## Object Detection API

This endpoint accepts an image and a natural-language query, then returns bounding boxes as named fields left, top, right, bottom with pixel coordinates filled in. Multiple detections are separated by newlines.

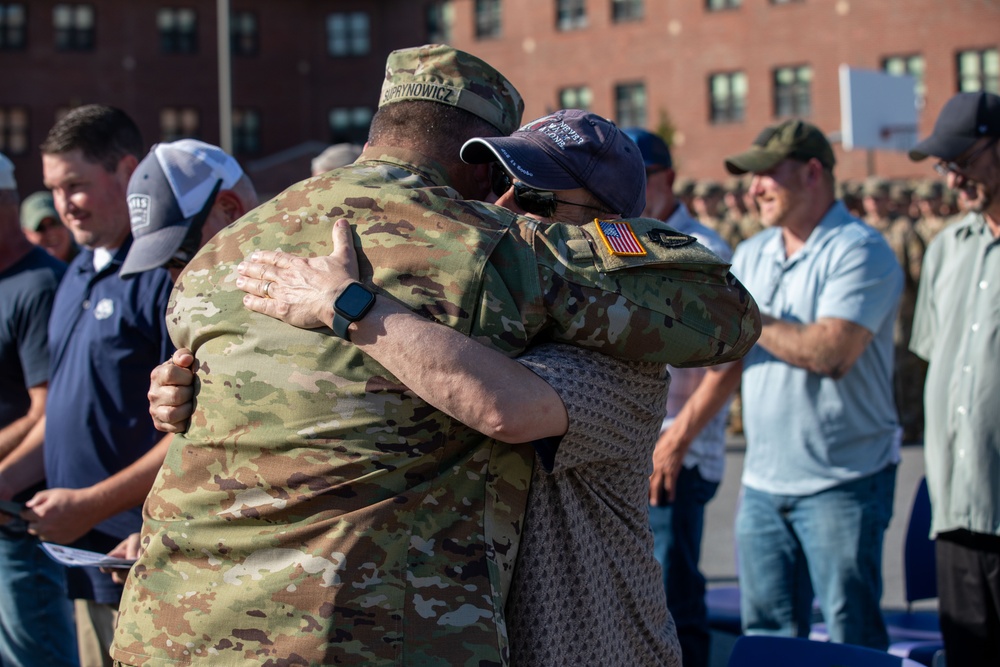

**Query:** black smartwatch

left=331, top=281, right=376, bottom=341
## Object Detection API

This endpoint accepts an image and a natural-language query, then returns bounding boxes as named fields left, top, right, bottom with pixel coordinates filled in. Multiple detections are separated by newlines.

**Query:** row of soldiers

left=679, top=175, right=960, bottom=444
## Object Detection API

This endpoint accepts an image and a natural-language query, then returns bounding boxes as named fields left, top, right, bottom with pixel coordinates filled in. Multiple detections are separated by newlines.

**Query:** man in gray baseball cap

left=908, top=90, right=1000, bottom=666
left=121, top=139, right=258, bottom=279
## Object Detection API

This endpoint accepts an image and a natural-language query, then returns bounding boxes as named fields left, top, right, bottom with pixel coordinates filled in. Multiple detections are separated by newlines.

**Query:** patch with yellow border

left=595, top=220, right=646, bottom=256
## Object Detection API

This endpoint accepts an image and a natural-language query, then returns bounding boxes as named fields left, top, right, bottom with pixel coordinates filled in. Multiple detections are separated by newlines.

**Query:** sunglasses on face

left=489, top=163, right=612, bottom=219
left=934, top=137, right=999, bottom=177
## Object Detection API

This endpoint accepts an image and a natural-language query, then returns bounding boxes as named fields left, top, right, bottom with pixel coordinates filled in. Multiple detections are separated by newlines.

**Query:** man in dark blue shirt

left=0, top=106, right=174, bottom=667
left=0, top=153, right=79, bottom=667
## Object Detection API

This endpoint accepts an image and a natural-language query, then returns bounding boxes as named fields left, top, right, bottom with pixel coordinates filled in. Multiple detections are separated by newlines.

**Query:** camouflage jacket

left=112, top=146, right=759, bottom=666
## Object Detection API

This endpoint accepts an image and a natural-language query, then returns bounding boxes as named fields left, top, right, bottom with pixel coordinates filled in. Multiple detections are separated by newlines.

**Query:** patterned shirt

left=511, top=344, right=681, bottom=667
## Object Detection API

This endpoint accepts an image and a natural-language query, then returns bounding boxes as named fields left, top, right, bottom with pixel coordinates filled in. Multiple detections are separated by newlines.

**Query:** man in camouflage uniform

left=862, top=177, right=927, bottom=442
left=693, top=181, right=742, bottom=249
left=913, top=180, right=954, bottom=244
left=111, top=45, right=758, bottom=666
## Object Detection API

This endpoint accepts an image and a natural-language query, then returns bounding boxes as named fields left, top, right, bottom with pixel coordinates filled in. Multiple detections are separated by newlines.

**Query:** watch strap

left=332, top=312, right=353, bottom=341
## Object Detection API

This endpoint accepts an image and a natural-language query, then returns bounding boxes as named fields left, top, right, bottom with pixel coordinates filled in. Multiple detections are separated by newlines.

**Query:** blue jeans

left=0, top=526, right=79, bottom=667
left=649, top=465, right=720, bottom=667
left=735, top=465, right=896, bottom=650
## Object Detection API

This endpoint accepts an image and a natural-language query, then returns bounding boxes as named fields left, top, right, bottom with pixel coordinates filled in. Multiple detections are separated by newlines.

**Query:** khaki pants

left=75, top=599, right=118, bottom=667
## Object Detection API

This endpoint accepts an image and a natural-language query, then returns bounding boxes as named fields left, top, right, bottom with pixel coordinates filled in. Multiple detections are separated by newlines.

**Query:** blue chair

left=728, top=635, right=925, bottom=667
left=810, top=478, right=942, bottom=665
left=883, top=478, right=943, bottom=664
left=706, top=584, right=743, bottom=635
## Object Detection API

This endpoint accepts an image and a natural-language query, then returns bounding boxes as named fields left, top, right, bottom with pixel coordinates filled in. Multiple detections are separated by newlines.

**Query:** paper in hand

left=40, top=542, right=136, bottom=569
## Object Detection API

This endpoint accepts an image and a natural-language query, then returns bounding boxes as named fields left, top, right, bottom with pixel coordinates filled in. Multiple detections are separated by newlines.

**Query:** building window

left=883, top=54, right=926, bottom=106
left=559, top=86, right=593, bottom=111
left=0, top=107, right=29, bottom=156
left=773, top=64, right=812, bottom=117
left=475, top=0, right=501, bottom=39
left=53, top=4, right=95, bottom=51
left=160, top=107, right=200, bottom=142
left=232, top=109, right=260, bottom=155
left=957, top=48, right=999, bottom=94
left=329, top=107, right=372, bottom=144
left=427, top=1, right=453, bottom=44
left=615, top=82, right=646, bottom=129
left=327, top=12, right=369, bottom=56
left=0, top=4, right=26, bottom=50
left=557, top=0, right=586, bottom=31
left=709, top=71, right=747, bottom=124
left=158, top=8, right=197, bottom=54
left=706, top=0, right=741, bottom=10
left=612, top=0, right=643, bottom=22
left=230, top=11, right=258, bottom=56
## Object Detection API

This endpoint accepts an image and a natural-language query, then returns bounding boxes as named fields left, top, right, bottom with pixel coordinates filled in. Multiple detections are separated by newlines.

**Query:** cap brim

left=461, top=137, right=580, bottom=191
left=120, top=224, right=190, bottom=277
left=724, top=148, right=787, bottom=175
left=908, top=133, right=977, bottom=162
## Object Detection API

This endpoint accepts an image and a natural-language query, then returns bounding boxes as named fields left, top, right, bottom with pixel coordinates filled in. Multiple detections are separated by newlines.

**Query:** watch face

left=336, top=282, right=375, bottom=319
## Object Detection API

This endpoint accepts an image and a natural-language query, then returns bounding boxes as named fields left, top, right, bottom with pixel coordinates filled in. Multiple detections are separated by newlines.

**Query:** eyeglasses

left=490, top=163, right=613, bottom=218
left=934, top=137, right=998, bottom=177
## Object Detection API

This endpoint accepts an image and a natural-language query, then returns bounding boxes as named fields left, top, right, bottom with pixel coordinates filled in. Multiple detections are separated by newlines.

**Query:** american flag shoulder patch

left=596, top=220, right=647, bottom=256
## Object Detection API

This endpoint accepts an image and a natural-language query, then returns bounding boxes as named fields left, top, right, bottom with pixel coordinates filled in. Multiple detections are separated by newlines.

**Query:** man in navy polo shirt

left=0, top=105, right=174, bottom=667
left=0, top=153, right=78, bottom=667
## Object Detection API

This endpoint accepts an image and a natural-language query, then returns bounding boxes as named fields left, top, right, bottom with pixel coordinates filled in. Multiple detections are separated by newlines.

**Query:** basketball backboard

left=839, top=65, right=919, bottom=152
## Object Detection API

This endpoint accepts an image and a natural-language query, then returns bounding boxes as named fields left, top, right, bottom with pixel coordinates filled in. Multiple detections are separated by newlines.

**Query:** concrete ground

left=702, top=438, right=931, bottom=667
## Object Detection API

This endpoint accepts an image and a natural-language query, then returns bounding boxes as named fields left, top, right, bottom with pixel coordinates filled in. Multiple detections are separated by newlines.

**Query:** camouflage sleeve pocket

left=583, top=218, right=730, bottom=273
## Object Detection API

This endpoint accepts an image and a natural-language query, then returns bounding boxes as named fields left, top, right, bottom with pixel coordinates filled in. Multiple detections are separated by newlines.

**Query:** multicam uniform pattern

left=112, top=146, right=759, bottom=666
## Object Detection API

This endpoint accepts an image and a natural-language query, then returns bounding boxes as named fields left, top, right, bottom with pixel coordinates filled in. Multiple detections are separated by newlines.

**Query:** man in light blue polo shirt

left=688, top=120, right=903, bottom=649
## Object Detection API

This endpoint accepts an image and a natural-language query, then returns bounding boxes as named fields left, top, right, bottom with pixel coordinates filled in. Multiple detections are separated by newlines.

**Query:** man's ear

left=215, top=190, right=245, bottom=223
left=116, top=153, right=139, bottom=188
left=664, top=168, right=677, bottom=191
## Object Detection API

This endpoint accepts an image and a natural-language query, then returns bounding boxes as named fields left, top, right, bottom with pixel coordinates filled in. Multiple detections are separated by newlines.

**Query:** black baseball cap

left=909, top=91, right=1000, bottom=162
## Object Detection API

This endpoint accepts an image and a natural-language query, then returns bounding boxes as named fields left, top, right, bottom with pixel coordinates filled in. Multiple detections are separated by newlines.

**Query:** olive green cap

left=379, top=44, right=524, bottom=136
left=725, top=119, right=835, bottom=175
left=20, top=191, right=59, bottom=232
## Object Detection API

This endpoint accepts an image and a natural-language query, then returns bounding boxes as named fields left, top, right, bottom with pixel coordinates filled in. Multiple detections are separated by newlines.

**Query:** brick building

left=1, top=0, right=997, bottom=196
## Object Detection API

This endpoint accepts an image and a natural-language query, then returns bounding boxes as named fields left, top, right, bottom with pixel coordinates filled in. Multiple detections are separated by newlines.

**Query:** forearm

left=350, top=297, right=568, bottom=443
left=664, top=361, right=742, bottom=457
left=79, top=434, right=172, bottom=521
left=0, top=414, right=41, bottom=462
left=756, top=315, right=865, bottom=378
left=0, top=385, right=48, bottom=462
left=0, top=417, right=46, bottom=498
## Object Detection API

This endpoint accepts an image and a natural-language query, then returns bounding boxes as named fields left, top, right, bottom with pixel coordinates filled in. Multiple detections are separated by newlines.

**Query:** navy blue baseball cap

left=460, top=109, right=646, bottom=218
left=622, top=128, right=673, bottom=169
left=910, top=91, right=1000, bottom=162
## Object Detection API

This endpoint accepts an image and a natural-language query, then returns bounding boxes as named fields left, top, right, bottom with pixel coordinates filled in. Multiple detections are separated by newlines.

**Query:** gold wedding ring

left=263, top=280, right=273, bottom=298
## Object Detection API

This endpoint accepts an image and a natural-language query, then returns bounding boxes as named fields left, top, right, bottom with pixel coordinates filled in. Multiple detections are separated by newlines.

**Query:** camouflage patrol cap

left=914, top=180, right=944, bottom=199
left=725, top=119, right=835, bottom=175
left=861, top=177, right=890, bottom=198
left=693, top=181, right=724, bottom=199
left=380, top=44, right=524, bottom=136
